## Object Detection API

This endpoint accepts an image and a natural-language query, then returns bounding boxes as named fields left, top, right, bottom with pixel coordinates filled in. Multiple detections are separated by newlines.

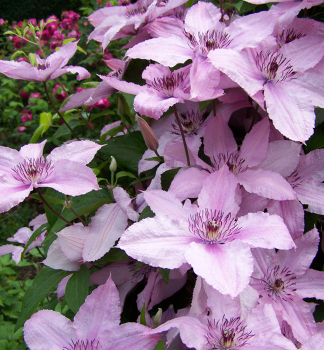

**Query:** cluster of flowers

left=1, top=0, right=324, bottom=349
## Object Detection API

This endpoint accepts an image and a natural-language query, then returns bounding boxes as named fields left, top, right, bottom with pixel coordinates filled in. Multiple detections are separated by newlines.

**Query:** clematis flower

left=0, top=140, right=102, bottom=214
left=207, top=36, right=324, bottom=142
left=0, top=41, right=90, bottom=82
left=250, top=228, right=324, bottom=344
left=145, top=276, right=297, bottom=350
left=24, top=275, right=161, bottom=350
left=118, top=165, right=295, bottom=297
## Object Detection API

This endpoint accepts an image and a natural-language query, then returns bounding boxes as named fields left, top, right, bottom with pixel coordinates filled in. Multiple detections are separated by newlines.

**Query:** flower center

left=255, top=51, right=296, bottom=82
left=171, top=109, right=207, bottom=135
left=11, top=157, right=53, bottom=186
left=149, top=71, right=187, bottom=97
left=206, top=316, right=254, bottom=350
left=286, top=170, right=302, bottom=189
left=189, top=209, right=240, bottom=244
left=125, top=6, right=147, bottom=18
left=261, top=265, right=297, bottom=301
left=63, top=339, right=101, bottom=350
left=185, top=30, right=232, bottom=56
left=212, top=153, right=247, bottom=175
left=277, top=29, right=306, bottom=47
left=128, top=260, right=152, bottom=279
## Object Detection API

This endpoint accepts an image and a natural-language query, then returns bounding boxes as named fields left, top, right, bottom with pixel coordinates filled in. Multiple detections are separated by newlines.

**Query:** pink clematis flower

left=118, top=165, right=295, bottom=297
left=250, top=228, right=324, bottom=344
left=0, top=41, right=90, bottom=82
left=207, top=36, right=324, bottom=142
left=24, top=276, right=161, bottom=350
left=0, top=140, right=102, bottom=214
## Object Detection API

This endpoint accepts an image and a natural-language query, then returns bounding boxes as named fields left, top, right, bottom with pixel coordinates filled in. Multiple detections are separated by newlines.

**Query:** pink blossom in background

left=20, top=109, right=33, bottom=124
left=20, top=90, right=29, bottom=100
left=17, top=126, right=27, bottom=133
left=52, top=84, right=68, bottom=102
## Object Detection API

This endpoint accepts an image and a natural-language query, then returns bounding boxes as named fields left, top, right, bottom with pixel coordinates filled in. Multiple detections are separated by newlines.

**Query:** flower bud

left=137, top=114, right=159, bottom=152
left=109, top=156, right=117, bottom=172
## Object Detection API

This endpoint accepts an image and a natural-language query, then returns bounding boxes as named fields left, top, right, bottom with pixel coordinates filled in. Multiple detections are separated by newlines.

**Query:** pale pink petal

left=236, top=212, right=295, bottom=249
left=0, top=174, right=32, bottom=213
left=117, top=216, right=196, bottom=269
left=280, top=298, right=317, bottom=344
left=279, top=36, right=324, bottom=73
left=24, top=310, right=76, bottom=350
left=278, top=228, right=319, bottom=275
left=208, top=49, right=265, bottom=97
left=226, top=11, right=277, bottom=50
left=57, top=225, right=89, bottom=262
left=267, top=200, right=304, bottom=240
left=185, top=1, right=222, bottom=37
left=60, top=88, right=96, bottom=112
left=0, top=244, right=23, bottom=264
left=74, top=276, right=121, bottom=338
left=47, top=141, right=102, bottom=165
left=189, top=56, right=223, bottom=101
left=144, top=189, right=191, bottom=221
left=237, top=168, right=297, bottom=200
left=19, top=140, right=47, bottom=160
left=101, top=323, right=161, bottom=350
left=126, top=36, right=192, bottom=67
left=40, top=160, right=99, bottom=196
left=198, top=166, right=240, bottom=215
left=0, top=145, right=23, bottom=170
left=57, top=275, right=71, bottom=298
left=257, top=140, right=301, bottom=177
left=239, top=118, right=269, bottom=167
left=295, top=269, right=324, bottom=300
left=185, top=240, right=253, bottom=297
left=134, top=89, right=180, bottom=120
left=113, top=186, right=139, bottom=222
left=43, top=240, right=80, bottom=271
left=9, top=227, right=33, bottom=244
left=99, top=75, right=144, bottom=96
left=169, top=167, right=209, bottom=201
left=295, top=180, right=324, bottom=215
left=302, top=333, right=324, bottom=350
left=146, top=17, right=184, bottom=38
left=82, top=203, right=128, bottom=262
left=264, top=81, right=315, bottom=142
left=204, top=116, right=237, bottom=159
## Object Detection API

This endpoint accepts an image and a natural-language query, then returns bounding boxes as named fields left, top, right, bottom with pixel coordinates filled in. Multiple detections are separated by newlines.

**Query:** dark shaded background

left=0, top=0, right=82, bottom=22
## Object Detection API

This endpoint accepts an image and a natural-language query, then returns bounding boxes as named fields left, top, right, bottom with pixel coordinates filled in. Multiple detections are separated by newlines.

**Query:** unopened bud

left=137, top=114, right=159, bottom=152
left=153, top=308, right=163, bottom=327
left=109, top=156, right=117, bottom=172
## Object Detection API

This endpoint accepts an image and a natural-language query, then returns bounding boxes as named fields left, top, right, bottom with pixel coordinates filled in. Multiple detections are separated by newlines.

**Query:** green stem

left=68, top=207, right=88, bottom=226
left=173, top=105, right=191, bottom=167
left=43, top=82, right=80, bottom=141
left=36, top=188, right=73, bottom=226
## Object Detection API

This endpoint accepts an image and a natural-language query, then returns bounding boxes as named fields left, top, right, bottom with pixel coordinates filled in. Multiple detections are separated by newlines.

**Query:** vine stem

left=36, top=188, right=73, bottom=226
left=43, top=82, right=80, bottom=141
left=173, top=105, right=191, bottom=167
left=68, top=206, right=88, bottom=226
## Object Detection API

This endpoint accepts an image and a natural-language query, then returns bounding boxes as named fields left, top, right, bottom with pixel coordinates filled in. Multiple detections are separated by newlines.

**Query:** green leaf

left=29, top=125, right=44, bottom=143
left=161, top=168, right=181, bottom=191
left=29, top=193, right=65, bottom=206
left=15, top=267, right=70, bottom=331
left=144, top=156, right=164, bottom=162
left=39, top=112, right=52, bottom=135
left=316, top=108, right=324, bottom=126
left=65, top=265, right=90, bottom=314
left=42, top=231, right=56, bottom=255
left=99, top=125, right=124, bottom=144
left=153, top=340, right=165, bottom=350
left=140, top=303, right=146, bottom=326
left=11, top=51, right=26, bottom=60
left=49, top=189, right=113, bottom=235
left=28, top=53, right=37, bottom=67
left=304, top=122, right=324, bottom=153
left=83, top=82, right=100, bottom=89
left=101, top=131, right=147, bottom=174
left=198, top=99, right=212, bottom=112
left=95, top=248, right=129, bottom=264
left=159, top=268, right=170, bottom=285
left=77, top=45, right=87, bottom=55
left=123, top=59, right=148, bottom=86
left=116, top=171, right=137, bottom=180
left=62, top=38, right=76, bottom=45
left=53, top=119, right=80, bottom=138
left=304, top=211, right=318, bottom=233
left=138, top=206, right=155, bottom=221
left=42, top=189, right=65, bottom=228
left=4, top=31, right=16, bottom=35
